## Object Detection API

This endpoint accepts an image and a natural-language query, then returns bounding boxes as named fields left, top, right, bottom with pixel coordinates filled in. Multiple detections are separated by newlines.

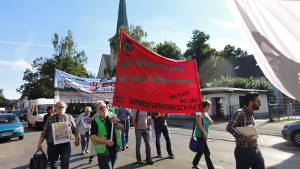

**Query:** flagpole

left=110, top=123, right=114, bottom=141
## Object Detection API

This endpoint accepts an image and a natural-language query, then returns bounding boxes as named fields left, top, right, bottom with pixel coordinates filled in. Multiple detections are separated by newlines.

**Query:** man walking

left=37, top=101, right=80, bottom=169
left=43, top=106, right=54, bottom=128
left=115, top=107, right=131, bottom=151
left=132, top=110, right=154, bottom=165
left=90, top=101, right=124, bottom=169
left=226, top=93, right=265, bottom=169
left=76, top=106, right=92, bottom=155
left=151, top=112, right=175, bottom=159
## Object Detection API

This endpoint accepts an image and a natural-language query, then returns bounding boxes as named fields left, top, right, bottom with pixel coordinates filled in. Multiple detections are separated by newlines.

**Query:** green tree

left=183, top=30, right=216, bottom=87
left=17, top=31, right=89, bottom=99
left=155, top=41, right=182, bottom=60
left=219, top=45, right=248, bottom=59
left=184, top=30, right=216, bottom=64
left=0, top=89, right=16, bottom=108
left=199, top=55, right=234, bottom=85
left=110, top=24, right=155, bottom=57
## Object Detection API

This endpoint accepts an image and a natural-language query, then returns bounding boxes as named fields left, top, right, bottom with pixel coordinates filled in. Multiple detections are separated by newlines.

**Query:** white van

left=27, top=98, right=54, bottom=129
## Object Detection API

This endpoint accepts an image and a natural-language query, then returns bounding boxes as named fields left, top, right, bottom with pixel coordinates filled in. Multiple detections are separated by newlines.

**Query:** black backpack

left=29, top=150, right=48, bottom=169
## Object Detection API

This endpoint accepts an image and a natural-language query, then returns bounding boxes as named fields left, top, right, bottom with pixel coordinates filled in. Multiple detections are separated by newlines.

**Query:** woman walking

left=192, top=100, right=215, bottom=169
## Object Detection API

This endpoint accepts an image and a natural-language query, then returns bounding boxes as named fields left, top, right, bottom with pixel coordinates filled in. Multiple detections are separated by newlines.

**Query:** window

left=0, top=115, right=19, bottom=124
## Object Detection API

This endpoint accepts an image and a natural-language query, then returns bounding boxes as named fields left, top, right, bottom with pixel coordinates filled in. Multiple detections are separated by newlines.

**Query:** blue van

left=0, top=113, right=24, bottom=140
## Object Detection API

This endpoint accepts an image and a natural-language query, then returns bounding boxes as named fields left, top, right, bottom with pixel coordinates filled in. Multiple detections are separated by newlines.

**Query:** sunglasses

left=99, top=107, right=107, bottom=110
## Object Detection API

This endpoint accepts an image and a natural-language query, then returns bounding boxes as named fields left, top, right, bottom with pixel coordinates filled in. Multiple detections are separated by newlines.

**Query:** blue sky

left=0, top=0, right=250, bottom=99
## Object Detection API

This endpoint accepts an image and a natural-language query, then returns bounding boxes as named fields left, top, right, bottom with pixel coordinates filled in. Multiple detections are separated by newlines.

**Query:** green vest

left=92, top=115, right=123, bottom=154
left=93, top=117, right=107, bottom=154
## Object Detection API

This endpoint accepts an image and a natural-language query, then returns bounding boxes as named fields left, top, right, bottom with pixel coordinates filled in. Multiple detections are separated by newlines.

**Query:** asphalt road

left=0, top=122, right=299, bottom=169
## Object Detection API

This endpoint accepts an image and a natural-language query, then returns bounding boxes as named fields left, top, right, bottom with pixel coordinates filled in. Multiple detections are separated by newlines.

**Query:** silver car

left=281, top=121, right=300, bottom=147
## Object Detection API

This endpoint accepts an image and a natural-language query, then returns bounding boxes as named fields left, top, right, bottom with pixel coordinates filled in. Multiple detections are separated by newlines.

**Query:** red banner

left=113, top=31, right=202, bottom=114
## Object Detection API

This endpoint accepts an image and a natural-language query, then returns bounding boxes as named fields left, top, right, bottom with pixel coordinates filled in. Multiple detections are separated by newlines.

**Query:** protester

left=115, top=107, right=131, bottom=151
left=43, top=106, right=54, bottom=128
left=226, top=93, right=265, bottom=169
left=88, top=109, right=100, bottom=164
left=37, top=101, right=80, bottom=169
left=104, top=100, right=114, bottom=113
left=90, top=101, right=124, bottom=169
left=192, top=100, right=215, bottom=169
left=131, top=110, right=154, bottom=165
left=76, top=106, right=92, bottom=155
left=151, top=112, right=175, bottom=159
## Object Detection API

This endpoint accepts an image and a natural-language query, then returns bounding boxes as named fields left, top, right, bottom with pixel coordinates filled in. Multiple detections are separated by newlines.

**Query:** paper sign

left=52, top=122, right=71, bottom=145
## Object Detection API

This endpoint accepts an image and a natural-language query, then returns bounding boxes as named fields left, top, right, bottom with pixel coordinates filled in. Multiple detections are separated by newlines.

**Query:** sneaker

left=157, top=154, right=163, bottom=158
left=120, top=147, right=125, bottom=151
left=125, top=145, right=129, bottom=149
left=81, top=151, right=86, bottom=155
left=136, top=160, right=143, bottom=165
left=85, top=150, right=89, bottom=154
left=88, top=158, right=93, bottom=164
left=169, top=154, right=175, bottom=159
left=146, top=160, right=154, bottom=165
left=89, top=156, right=94, bottom=164
left=192, top=166, right=200, bottom=169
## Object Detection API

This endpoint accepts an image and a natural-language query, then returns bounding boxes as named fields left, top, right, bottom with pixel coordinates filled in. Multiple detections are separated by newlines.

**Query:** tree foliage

left=17, top=31, right=89, bottom=99
left=155, top=41, right=182, bottom=60
left=206, top=76, right=272, bottom=91
left=183, top=30, right=216, bottom=64
left=218, top=45, right=248, bottom=59
left=110, top=24, right=155, bottom=57
left=0, top=89, right=16, bottom=108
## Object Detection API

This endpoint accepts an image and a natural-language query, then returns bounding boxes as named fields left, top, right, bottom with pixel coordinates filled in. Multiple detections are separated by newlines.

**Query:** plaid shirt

left=41, top=113, right=78, bottom=144
left=226, top=108, right=257, bottom=148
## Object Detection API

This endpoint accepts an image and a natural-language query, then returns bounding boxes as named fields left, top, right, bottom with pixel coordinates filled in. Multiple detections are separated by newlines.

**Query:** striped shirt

left=41, top=113, right=78, bottom=144
left=226, top=108, right=257, bottom=148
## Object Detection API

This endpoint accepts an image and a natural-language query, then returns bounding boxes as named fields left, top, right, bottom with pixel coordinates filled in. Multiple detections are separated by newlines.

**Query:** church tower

left=97, top=0, right=129, bottom=78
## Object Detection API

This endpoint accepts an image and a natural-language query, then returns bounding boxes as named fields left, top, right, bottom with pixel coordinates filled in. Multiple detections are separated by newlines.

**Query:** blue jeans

left=154, top=126, right=173, bottom=156
left=48, top=142, right=71, bottom=169
left=120, top=119, right=130, bottom=147
left=97, top=154, right=112, bottom=169
left=81, top=132, right=89, bottom=151
left=135, top=129, right=151, bottom=161
left=234, top=147, right=265, bottom=169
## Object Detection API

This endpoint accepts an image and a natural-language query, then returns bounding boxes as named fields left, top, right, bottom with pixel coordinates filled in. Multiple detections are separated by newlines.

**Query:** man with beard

left=90, top=101, right=124, bottom=169
left=226, top=93, right=265, bottom=169
left=37, top=101, right=80, bottom=169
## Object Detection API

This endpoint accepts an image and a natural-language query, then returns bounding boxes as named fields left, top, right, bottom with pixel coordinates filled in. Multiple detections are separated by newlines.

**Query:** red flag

left=113, top=31, right=202, bottom=114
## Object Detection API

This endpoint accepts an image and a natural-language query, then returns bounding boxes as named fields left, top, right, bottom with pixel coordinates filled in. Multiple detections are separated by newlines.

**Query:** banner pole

left=110, top=123, right=114, bottom=141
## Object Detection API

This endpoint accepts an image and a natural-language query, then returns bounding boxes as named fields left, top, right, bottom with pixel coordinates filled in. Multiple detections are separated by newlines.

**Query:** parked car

left=21, top=110, right=28, bottom=121
left=0, top=113, right=24, bottom=140
left=12, top=110, right=27, bottom=121
left=281, top=121, right=300, bottom=147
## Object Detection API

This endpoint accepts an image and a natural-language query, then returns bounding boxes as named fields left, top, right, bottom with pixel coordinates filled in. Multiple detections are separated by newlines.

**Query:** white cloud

left=212, top=19, right=239, bottom=30
left=210, top=38, right=252, bottom=53
left=3, top=89, right=21, bottom=100
left=0, top=59, right=32, bottom=71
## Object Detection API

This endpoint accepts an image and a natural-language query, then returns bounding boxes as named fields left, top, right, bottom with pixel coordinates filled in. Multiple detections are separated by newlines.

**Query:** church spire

left=116, top=0, right=128, bottom=33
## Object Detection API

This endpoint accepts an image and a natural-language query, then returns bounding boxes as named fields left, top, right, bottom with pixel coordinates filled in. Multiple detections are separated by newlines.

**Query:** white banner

left=227, top=0, right=300, bottom=101
left=54, top=69, right=115, bottom=103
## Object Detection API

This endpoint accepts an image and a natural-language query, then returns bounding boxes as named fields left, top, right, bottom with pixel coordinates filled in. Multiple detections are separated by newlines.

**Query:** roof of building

left=201, top=87, right=269, bottom=95
left=233, top=55, right=264, bottom=77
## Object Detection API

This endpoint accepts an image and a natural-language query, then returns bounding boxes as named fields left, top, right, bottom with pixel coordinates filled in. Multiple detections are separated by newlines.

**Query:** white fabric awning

left=227, top=0, right=300, bottom=101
